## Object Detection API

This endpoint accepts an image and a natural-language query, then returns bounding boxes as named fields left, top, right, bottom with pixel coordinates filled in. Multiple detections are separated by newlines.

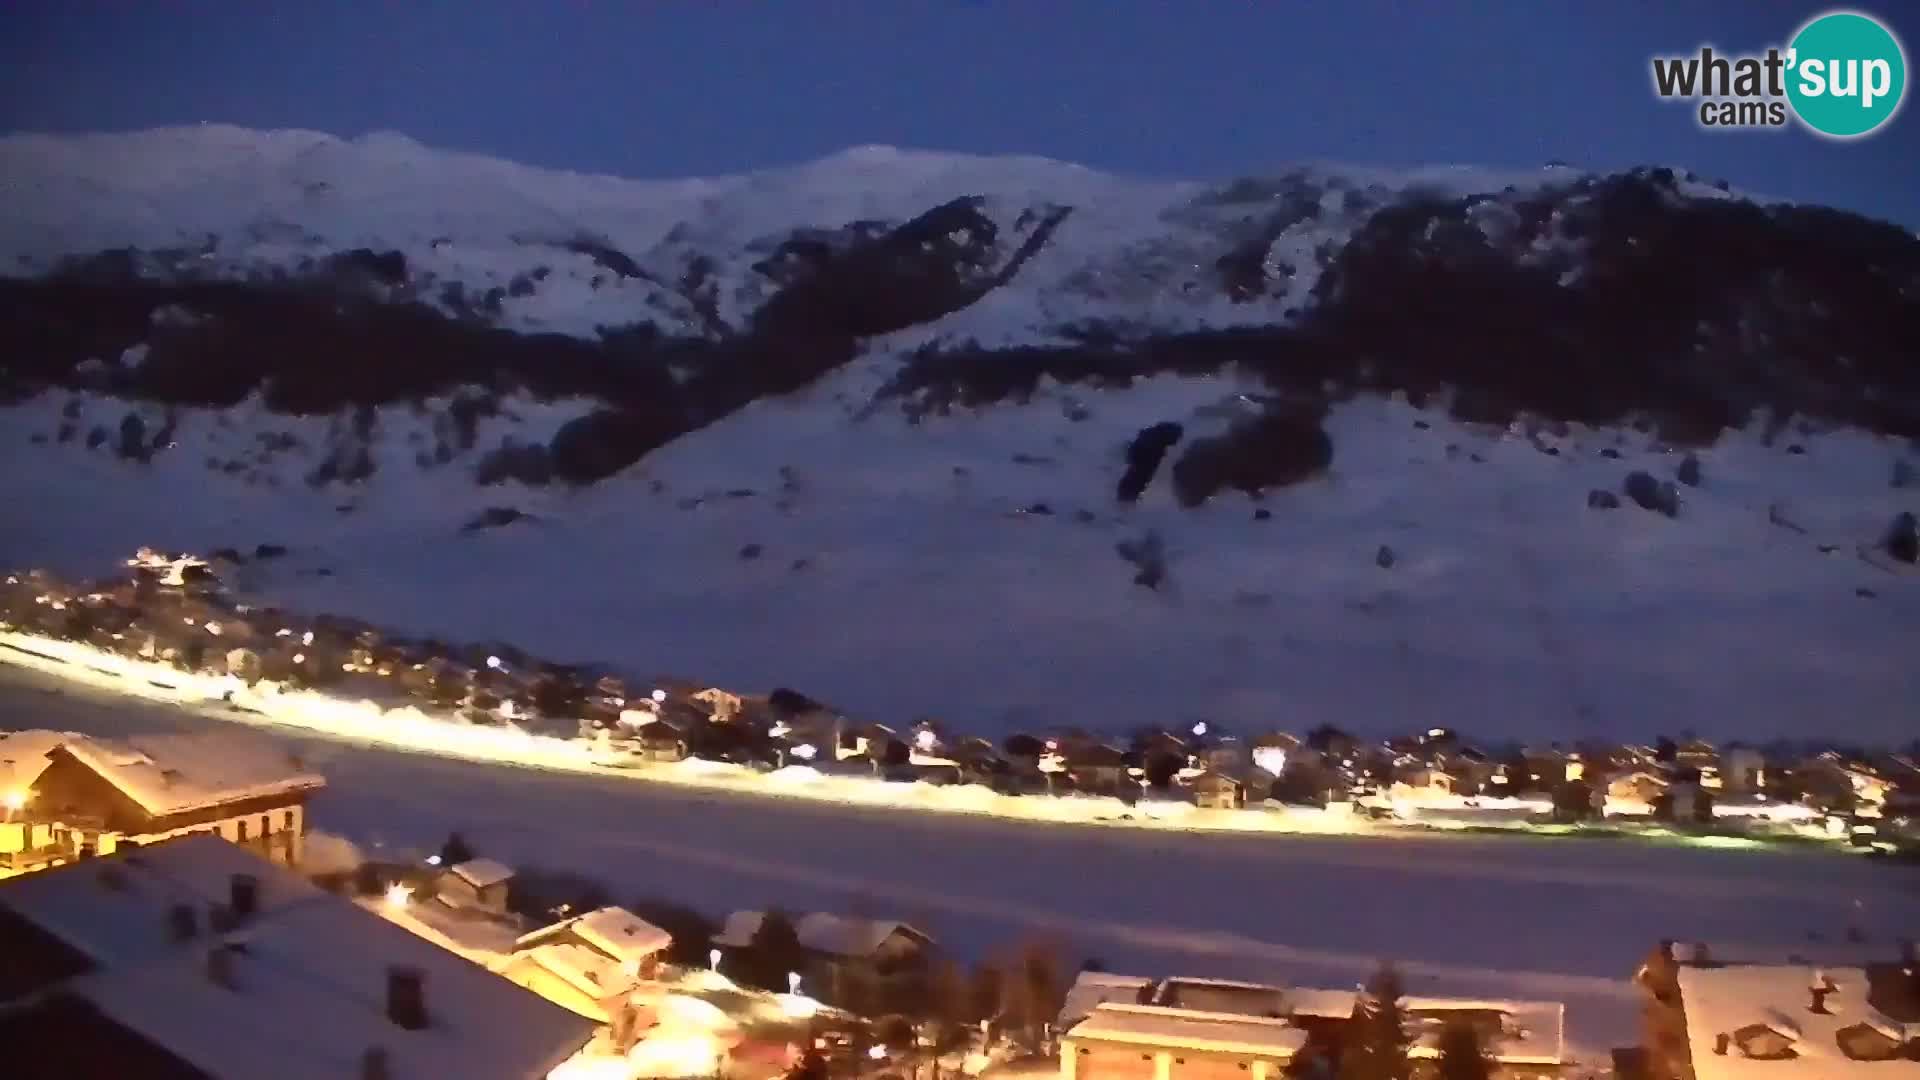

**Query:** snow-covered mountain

left=2, top=126, right=1916, bottom=745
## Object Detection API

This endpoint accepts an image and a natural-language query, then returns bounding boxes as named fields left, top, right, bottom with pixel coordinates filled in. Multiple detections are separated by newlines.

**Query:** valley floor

left=5, top=660, right=1916, bottom=1065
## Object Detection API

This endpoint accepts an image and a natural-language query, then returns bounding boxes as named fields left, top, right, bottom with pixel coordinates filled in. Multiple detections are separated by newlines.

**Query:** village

left=1, top=548, right=1916, bottom=858
left=2, top=715, right=1918, bottom=1079
left=1, top=548, right=1917, bottom=860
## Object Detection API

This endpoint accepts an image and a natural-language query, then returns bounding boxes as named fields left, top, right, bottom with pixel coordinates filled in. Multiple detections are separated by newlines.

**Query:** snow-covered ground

left=5, top=662, right=1916, bottom=1067
left=4, top=375, right=1915, bottom=746
left=0, top=126, right=1748, bottom=341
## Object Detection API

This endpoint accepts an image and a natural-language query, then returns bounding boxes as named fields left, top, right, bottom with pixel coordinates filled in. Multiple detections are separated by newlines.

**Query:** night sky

left=2, top=2, right=1913, bottom=227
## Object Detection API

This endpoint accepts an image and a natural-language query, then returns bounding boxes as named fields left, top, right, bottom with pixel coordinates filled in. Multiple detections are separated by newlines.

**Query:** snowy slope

left=0, top=125, right=1738, bottom=341
left=1, top=127, right=1916, bottom=747
left=3, top=368, right=1914, bottom=745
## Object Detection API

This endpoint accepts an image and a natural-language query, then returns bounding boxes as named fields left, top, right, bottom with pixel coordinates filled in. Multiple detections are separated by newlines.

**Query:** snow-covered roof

left=1237, top=985, right=1564, bottom=1066
left=522, top=941, right=630, bottom=1001
left=448, top=858, right=515, bottom=890
left=1059, top=971, right=1155, bottom=1027
left=1680, top=964, right=1920, bottom=1079
left=0, top=835, right=596, bottom=1080
left=0, top=728, right=72, bottom=794
left=55, top=732, right=324, bottom=818
left=570, top=906, right=671, bottom=963
left=1065, top=1003, right=1308, bottom=1058
left=714, top=910, right=931, bottom=957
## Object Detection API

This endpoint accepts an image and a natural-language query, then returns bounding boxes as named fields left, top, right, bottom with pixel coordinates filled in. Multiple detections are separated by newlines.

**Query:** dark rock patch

left=1115, top=531, right=1168, bottom=590
left=1170, top=405, right=1332, bottom=506
left=1116, top=421, right=1184, bottom=503
left=1676, top=453, right=1702, bottom=486
left=738, top=543, right=764, bottom=561
left=115, top=413, right=148, bottom=462
left=1623, top=471, right=1679, bottom=517
left=461, top=506, right=530, bottom=533
left=1587, top=489, right=1620, bottom=509
left=1886, top=511, right=1918, bottom=563
left=1375, top=544, right=1396, bottom=569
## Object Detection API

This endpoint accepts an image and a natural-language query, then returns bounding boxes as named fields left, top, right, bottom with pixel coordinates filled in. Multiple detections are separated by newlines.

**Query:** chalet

left=438, top=857, right=516, bottom=914
left=1721, top=746, right=1766, bottom=792
left=1675, top=738, right=1719, bottom=772
left=1656, top=781, right=1714, bottom=825
left=1059, top=975, right=1568, bottom=1080
left=692, top=687, right=743, bottom=722
left=627, top=718, right=687, bottom=763
left=1192, top=771, right=1246, bottom=810
left=1, top=730, right=72, bottom=877
left=1061, top=1002, right=1308, bottom=1080
left=1059, top=971, right=1157, bottom=1029
left=1609, top=770, right=1670, bottom=807
left=502, top=906, right=674, bottom=1022
left=16, top=733, right=323, bottom=872
left=1065, top=743, right=1129, bottom=795
left=1198, top=737, right=1251, bottom=773
left=0, top=835, right=596, bottom=1080
left=716, top=911, right=934, bottom=1010
left=1389, top=766, right=1458, bottom=801
left=1645, top=942, right=1920, bottom=1078
left=950, top=738, right=1017, bottom=790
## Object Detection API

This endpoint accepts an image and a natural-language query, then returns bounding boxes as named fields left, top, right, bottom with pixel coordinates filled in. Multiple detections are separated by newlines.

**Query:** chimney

left=208, top=903, right=239, bottom=934
left=1713, top=1033, right=1730, bottom=1056
left=167, top=903, right=199, bottom=942
left=387, top=965, right=428, bottom=1031
left=206, top=945, right=237, bottom=989
left=229, top=873, right=259, bottom=921
left=361, top=1047, right=392, bottom=1080
left=1810, top=986, right=1831, bottom=1014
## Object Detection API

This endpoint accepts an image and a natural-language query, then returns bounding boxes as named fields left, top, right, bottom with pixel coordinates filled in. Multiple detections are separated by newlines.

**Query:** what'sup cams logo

left=1651, top=9, right=1907, bottom=137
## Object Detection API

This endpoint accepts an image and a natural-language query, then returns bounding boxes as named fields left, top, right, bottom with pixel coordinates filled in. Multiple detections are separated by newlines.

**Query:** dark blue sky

left=3, top=2, right=1914, bottom=227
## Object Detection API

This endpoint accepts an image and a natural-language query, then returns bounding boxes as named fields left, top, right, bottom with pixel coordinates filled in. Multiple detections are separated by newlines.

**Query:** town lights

left=708, top=948, right=721, bottom=972
left=651, top=689, right=667, bottom=704
left=384, top=883, right=412, bottom=909
left=486, top=655, right=502, bottom=670
left=915, top=729, right=938, bottom=752
left=791, top=744, right=817, bottom=761
left=301, top=631, right=314, bottom=646
left=787, top=971, right=801, bottom=994
left=1192, top=721, right=1208, bottom=737
left=3, top=789, right=27, bottom=813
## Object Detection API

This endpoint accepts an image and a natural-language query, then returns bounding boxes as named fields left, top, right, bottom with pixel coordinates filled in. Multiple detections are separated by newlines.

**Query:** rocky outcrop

left=1623, top=471, right=1680, bottom=517
left=1886, top=511, right=1918, bottom=564
left=1170, top=406, right=1333, bottom=507
left=1116, top=422, right=1184, bottom=503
